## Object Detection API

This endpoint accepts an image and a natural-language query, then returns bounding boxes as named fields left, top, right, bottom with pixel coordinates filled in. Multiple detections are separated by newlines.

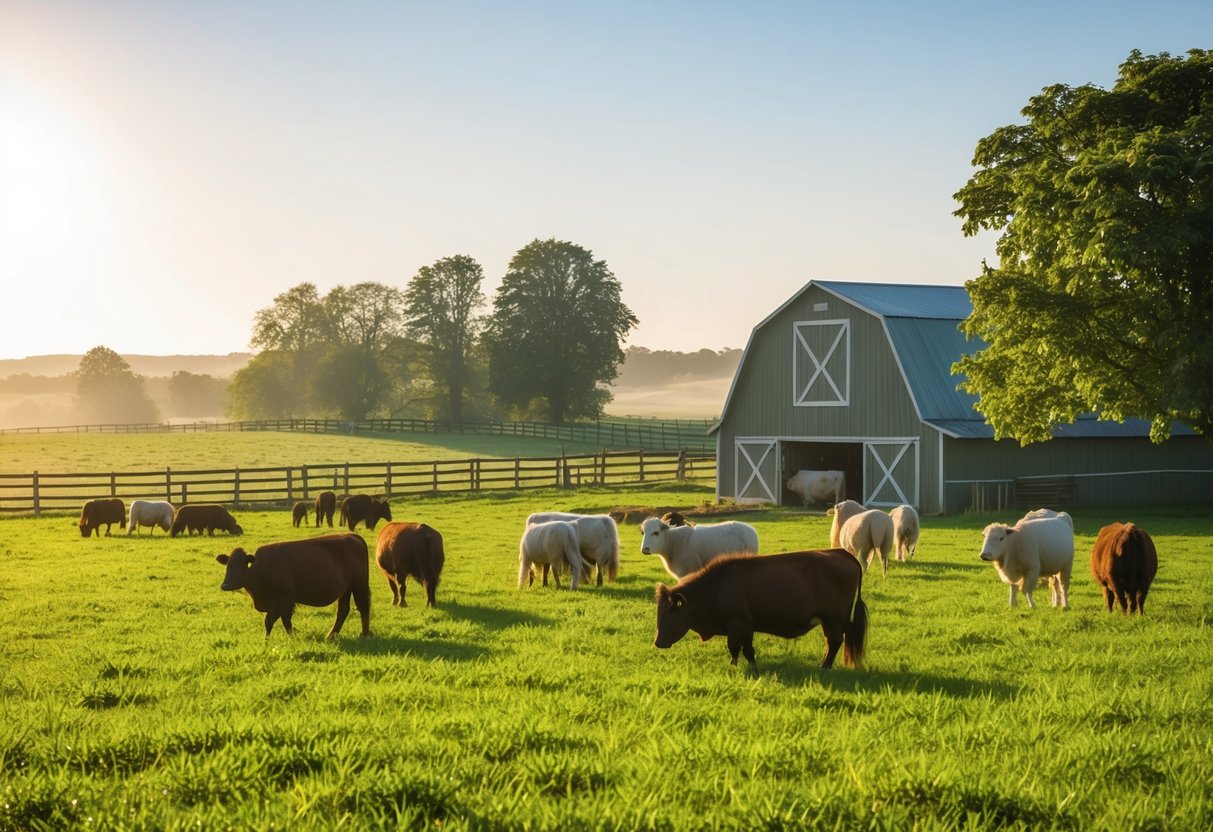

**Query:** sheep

left=639, top=517, right=759, bottom=579
left=889, top=504, right=920, bottom=562
left=827, top=500, right=866, bottom=548
left=518, top=520, right=583, bottom=590
left=839, top=509, right=896, bottom=576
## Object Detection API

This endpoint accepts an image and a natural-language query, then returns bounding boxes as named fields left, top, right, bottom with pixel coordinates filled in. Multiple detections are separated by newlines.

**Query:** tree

left=168, top=371, right=226, bottom=418
left=226, top=351, right=296, bottom=420
left=483, top=239, right=638, bottom=423
left=73, top=346, right=159, bottom=424
left=402, top=255, right=486, bottom=421
left=312, top=343, right=390, bottom=421
left=953, top=49, right=1213, bottom=444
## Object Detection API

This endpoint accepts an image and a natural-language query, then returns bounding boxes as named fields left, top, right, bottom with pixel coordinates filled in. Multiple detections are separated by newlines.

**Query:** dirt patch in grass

left=603, top=503, right=763, bottom=525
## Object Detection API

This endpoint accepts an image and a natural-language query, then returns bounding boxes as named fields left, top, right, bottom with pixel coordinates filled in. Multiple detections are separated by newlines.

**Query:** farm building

left=711, top=280, right=1213, bottom=514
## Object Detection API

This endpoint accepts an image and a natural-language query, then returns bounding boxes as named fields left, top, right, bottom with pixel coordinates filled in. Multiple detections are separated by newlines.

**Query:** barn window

left=792, top=319, right=849, bottom=406
left=813, top=302, right=828, bottom=312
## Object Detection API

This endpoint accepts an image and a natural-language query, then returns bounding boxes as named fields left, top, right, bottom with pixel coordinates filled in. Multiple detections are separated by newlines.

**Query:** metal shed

left=711, top=280, right=1213, bottom=514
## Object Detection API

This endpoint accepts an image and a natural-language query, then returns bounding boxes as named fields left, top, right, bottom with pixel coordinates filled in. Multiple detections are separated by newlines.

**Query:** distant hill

left=0, top=353, right=254, bottom=379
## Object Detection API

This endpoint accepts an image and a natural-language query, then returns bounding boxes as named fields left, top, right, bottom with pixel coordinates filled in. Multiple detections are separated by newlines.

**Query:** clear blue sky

left=2, top=0, right=1209, bottom=359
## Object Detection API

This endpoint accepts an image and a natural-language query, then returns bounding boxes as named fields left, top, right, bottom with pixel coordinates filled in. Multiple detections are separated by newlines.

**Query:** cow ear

left=216, top=554, right=229, bottom=564
left=246, top=555, right=256, bottom=566
left=672, top=592, right=686, bottom=609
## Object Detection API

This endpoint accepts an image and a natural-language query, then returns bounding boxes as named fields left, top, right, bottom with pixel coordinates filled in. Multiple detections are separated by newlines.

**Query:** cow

left=171, top=504, right=243, bottom=537
left=291, top=501, right=310, bottom=528
left=654, top=549, right=867, bottom=670
left=660, top=511, right=695, bottom=527
left=525, top=511, right=621, bottom=586
left=889, top=504, right=920, bottom=562
left=127, top=500, right=174, bottom=535
left=979, top=516, right=1075, bottom=609
left=1090, top=522, right=1158, bottom=614
left=786, top=469, right=846, bottom=507
left=1021, top=508, right=1073, bottom=528
left=340, top=494, right=392, bottom=531
left=827, top=500, right=866, bottom=548
left=315, top=491, right=338, bottom=528
left=839, top=509, right=896, bottom=575
left=78, top=498, right=126, bottom=538
left=215, top=533, right=371, bottom=639
left=518, top=520, right=583, bottom=590
left=640, top=517, right=759, bottom=579
left=375, top=522, right=446, bottom=607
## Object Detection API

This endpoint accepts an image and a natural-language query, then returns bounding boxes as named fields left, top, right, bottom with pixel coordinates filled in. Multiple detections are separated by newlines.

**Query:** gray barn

left=711, top=280, right=1213, bottom=514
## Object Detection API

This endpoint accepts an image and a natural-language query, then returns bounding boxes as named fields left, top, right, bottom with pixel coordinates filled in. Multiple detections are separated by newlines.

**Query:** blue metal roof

left=928, top=416, right=1198, bottom=440
left=884, top=318, right=983, bottom=421
left=817, top=281, right=973, bottom=320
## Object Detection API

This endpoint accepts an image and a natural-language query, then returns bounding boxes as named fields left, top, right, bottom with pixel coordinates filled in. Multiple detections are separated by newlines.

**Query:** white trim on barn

left=734, top=438, right=779, bottom=504
left=792, top=319, right=850, bottom=407
left=862, top=440, right=919, bottom=507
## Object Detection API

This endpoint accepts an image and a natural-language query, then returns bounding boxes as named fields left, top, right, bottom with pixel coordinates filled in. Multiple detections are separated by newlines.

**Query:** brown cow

left=216, top=533, right=371, bottom=638
left=660, top=511, right=695, bottom=527
left=291, top=502, right=310, bottom=528
left=374, top=522, right=445, bottom=607
left=171, top=504, right=243, bottom=537
left=1090, top=522, right=1158, bottom=614
left=315, top=491, right=338, bottom=528
left=654, top=549, right=867, bottom=670
left=78, top=498, right=126, bottom=538
left=340, top=494, right=392, bottom=531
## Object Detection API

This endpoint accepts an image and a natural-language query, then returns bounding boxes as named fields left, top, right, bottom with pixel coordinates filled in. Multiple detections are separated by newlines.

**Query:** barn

left=711, top=280, right=1213, bottom=514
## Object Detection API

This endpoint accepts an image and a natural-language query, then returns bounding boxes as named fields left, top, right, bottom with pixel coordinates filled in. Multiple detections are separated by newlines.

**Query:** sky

left=1, top=1, right=1209, bottom=361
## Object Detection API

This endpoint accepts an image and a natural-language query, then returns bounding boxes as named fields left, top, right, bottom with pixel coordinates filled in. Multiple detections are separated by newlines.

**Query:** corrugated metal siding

left=884, top=319, right=983, bottom=421
left=818, top=281, right=972, bottom=320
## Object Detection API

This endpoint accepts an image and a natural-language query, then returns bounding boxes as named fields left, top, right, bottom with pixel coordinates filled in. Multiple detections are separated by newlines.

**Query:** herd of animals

left=72, top=466, right=1160, bottom=671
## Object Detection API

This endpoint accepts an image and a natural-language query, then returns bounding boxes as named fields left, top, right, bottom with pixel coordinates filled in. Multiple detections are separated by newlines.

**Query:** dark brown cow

left=660, top=511, right=695, bottom=527
left=78, top=498, right=126, bottom=538
left=315, top=491, right=338, bottom=528
left=374, top=522, right=445, bottom=607
left=291, top=501, right=310, bottom=528
left=171, top=504, right=243, bottom=537
left=1090, top=522, right=1158, bottom=614
left=654, top=549, right=867, bottom=670
left=340, top=494, right=392, bottom=531
left=216, top=533, right=371, bottom=638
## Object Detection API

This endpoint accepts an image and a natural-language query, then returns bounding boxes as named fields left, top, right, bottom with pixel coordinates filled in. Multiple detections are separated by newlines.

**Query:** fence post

left=385, top=462, right=392, bottom=498
left=286, top=468, right=293, bottom=503
left=343, top=463, right=349, bottom=495
left=166, top=467, right=172, bottom=503
left=638, top=449, right=645, bottom=483
left=182, top=483, right=188, bottom=504
left=561, top=451, right=571, bottom=488
left=432, top=462, right=438, bottom=495
left=32, top=471, right=40, bottom=516
left=676, top=448, right=687, bottom=481
left=110, top=471, right=117, bottom=497
left=514, top=458, right=520, bottom=489
left=302, top=465, right=309, bottom=499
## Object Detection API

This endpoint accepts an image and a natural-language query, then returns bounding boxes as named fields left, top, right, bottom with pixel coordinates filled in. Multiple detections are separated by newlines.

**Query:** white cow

left=889, top=504, right=920, bottom=562
left=979, top=516, right=1075, bottom=609
left=526, top=511, right=621, bottom=586
left=786, top=469, right=846, bottom=507
left=518, top=520, right=583, bottom=590
left=639, top=517, right=759, bottom=579
left=839, top=509, right=896, bottom=575
left=127, top=500, right=175, bottom=535
left=1020, top=508, right=1073, bottom=528
left=827, top=500, right=866, bottom=548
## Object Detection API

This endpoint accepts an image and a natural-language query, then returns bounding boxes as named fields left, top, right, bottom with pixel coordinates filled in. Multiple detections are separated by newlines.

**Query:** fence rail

left=0, top=417, right=715, bottom=452
left=0, top=449, right=717, bottom=515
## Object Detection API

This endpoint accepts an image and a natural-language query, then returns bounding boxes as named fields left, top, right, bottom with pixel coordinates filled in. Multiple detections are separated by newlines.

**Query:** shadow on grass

left=336, top=634, right=489, bottom=662
left=441, top=600, right=555, bottom=631
left=754, top=656, right=1017, bottom=699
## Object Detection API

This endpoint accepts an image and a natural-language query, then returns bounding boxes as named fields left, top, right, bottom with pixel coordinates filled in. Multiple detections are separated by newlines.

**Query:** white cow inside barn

left=786, top=469, right=846, bottom=507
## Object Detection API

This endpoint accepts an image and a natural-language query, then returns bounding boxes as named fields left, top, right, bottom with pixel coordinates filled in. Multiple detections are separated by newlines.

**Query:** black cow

left=78, top=498, right=126, bottom=538
left=340, top=494, right=392, bottom=531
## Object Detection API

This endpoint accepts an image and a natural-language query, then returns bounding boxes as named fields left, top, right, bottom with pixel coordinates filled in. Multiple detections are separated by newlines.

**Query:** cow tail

left=844, top=567, right=868, bottom=668
left=606, top=534, right=620, bottom=583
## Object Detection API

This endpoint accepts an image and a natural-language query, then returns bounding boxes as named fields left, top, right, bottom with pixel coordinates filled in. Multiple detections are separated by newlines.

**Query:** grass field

left=1, top=478, right=1210, bottom=831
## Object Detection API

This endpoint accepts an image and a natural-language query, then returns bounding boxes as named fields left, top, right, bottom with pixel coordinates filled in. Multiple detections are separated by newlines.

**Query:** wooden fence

left=0, top=417, right=716, bottom=453
left=0, top=449, right=716, bottom=515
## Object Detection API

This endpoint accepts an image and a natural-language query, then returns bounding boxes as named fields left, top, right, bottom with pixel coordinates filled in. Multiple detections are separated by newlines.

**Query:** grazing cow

left=291, top=502, right=310, bottom=528
left=171, top=504, right=243, bottom=537
left=839, top=509, right=896, bottom=575
left=519, top=520, right=583, bottom=590
left=640, top=517, right=759, bottom=579
left=526, top=511, right=621, bottom=586
left=1021, top=508, right=1073, bottom=528
left=827, top=500, right=866, bottom=548
left=786, top=469, right=846, bottom=507
left=979, top=516, right=1075, bottom=609
left=1090, top=522, right=1158, bottom=614
left=654, top=550, right=867, bottom=670
left=889, top=504, right=920, bottom=562
left=340, top=494, right=392, bottom=531
left=315, top=491, right=338, bottom=528
left=127, top=500, right=174, bottom=535
left=78, top=498, right=126, bottom=538
left=661, top=511, right=695, bottom=527
left=215, top=533, right=371, bottom=639
left=375, top=522, right=446, bottom=607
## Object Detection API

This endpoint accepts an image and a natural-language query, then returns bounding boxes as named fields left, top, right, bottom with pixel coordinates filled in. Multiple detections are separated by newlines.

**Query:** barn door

left=735, top=439, right=778, bottom=504
left=863, top=441, right=917, bottom=507
left=793, top=320, right=849, bottom=406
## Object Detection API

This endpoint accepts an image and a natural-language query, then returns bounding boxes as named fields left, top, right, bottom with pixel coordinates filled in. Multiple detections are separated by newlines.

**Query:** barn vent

left=813, top=302, right=828, bottom=312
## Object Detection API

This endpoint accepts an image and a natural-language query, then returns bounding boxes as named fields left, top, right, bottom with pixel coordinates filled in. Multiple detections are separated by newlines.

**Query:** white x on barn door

left=735, top=439, right=778, bottom=504
left=793, top=320, right=849, bottom=406
left=863, top=441, right=917, bottom=507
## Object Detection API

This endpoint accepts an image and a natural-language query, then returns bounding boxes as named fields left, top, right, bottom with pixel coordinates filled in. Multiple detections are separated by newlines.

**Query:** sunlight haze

left=2, top=0, right=1209, bottom=359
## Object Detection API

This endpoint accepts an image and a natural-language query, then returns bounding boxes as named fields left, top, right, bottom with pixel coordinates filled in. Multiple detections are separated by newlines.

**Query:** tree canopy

left=953, top=48, right=1213, bottom=443
left=74, top=346, right=159, bottom=424
left=483, top=239, right=638, bottom=423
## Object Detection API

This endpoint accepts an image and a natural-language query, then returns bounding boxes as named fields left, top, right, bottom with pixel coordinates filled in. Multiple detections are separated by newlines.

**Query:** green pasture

left=1, top=481, right=1210, bottom=830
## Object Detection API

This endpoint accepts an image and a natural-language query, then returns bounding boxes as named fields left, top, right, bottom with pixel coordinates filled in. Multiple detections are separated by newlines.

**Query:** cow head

left=216, top=548, right=255, bottom=591
left=654, top=583, right=692, bottom=648
left=640, top=517, right=670, bottom=556
left=660, top=511, right=693, bottom=527
left=369, top=499, right=392, bottom=529
left=979, top=524, right=1015, bottom=563
left=78, top=520, right=92, bottom=538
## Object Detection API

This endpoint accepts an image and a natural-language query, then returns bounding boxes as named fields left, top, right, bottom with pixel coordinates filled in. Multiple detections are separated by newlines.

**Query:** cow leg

left=353, top=585, right=371, bottom=637
left=425, top=574, right=438, bottom=607
left=1116, top=589, right=1130, bottom=614
left=1008, top=584, right=1018, bottom=608
left=542, top=564, right=551, bottom=586
left=1101, top=587, right=1114, bottom=612
left=264, top=606, right=285, bottom=637
left=726, top=622, right=755, bottom=668
left=397, top=573, right=407, bottom=607
left=328, top=589, right=353, bottom=639
left=385, top=576, right=399, bottom=606
left=821, top=622, right=844, bottom=669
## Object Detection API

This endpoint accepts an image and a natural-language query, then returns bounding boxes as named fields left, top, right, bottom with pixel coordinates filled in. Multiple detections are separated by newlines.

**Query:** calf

left=1090, top=522, right=1158, bottom=614
left=889, top=504, right=920, bottom=562
left=292, top=501, right=310, bottom=528
left=78, top=498, right=126, bottom=538
left=654, top=550, right=867, bottom=670
left=171, top=504, right=243, bottom=537
left=979, top=516, right=1074, bottom=609
left=340, top=494, right=392, bottom=531
left=315, top=491, right=338, bottom=528
left=216, top=533, right=371, bottom=639
left=375, top=522, right=445, bottom=607
left=839, top=509, right=896, bottom=575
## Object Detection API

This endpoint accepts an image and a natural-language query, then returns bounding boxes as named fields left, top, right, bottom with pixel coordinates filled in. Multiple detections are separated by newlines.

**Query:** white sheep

left=827, top=500, right=866, bottom=548
left=639, top=517, right=759, bottom=579
left=839, top=509, right=896, bottom=576
left=889, top=504, right=920, bottom=562
left=526, top=511, right=620, bottom=585
left=518, top=520, right=583, bottom=590
left=979, top=516, right=1075, bottom=609
left=127, top=500, right=175, bottom=535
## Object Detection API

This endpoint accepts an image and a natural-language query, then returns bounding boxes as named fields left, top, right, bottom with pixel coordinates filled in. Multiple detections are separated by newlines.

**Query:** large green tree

left=483, top=239, right=638, bottom=423
left=73, top=346, right=159, bottom=424
left=953, top=48, right=1213, bottom=444
left=402, top=255, right=486, bottom=421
